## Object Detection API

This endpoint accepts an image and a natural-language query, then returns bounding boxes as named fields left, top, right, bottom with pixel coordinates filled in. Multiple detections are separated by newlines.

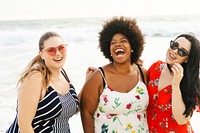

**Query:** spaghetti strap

left=136, top=64, right=145, bottom=83
left=61, top=68, right=70, bottom=83
left=98, top=67, right=107, bottom=88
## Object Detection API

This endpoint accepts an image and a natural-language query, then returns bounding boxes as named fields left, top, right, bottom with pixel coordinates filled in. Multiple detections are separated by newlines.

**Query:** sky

left=0, top=0, right=200, bottom=21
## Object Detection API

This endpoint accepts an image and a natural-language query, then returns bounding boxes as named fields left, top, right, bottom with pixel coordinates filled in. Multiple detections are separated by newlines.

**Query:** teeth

left=54, top=57, right=62, bottom=61
left=114, top=48, right=125, bottom=56
left=115, top=48, right=124, bottom=53
left=169, top=53, right=175, bottom=59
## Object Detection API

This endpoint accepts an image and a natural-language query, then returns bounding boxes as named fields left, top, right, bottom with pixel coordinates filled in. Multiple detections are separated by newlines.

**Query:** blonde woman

left=6, top=32, right=79, bottom=133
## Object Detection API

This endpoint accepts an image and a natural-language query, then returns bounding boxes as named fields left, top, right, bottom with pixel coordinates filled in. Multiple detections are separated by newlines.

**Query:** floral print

left=112, top=98, right=121, bottom=109
left=101, top=123, right=109, bottom=133
left=94, top=70, right=149, bottom=133
left=147, top=61, right=194, bottom=133
left=126, top=103, right=132, bottom=109
left=102, top=94, right=109, bottom=105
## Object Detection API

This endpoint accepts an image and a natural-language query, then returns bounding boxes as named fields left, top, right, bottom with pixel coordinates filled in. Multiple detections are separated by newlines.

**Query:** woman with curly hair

left=80, top=16, right=149, bottom=133
left=147, top=34, right=200, bottom=133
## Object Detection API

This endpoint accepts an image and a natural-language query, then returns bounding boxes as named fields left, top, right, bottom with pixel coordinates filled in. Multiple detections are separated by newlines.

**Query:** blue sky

left=0, top=0, right=199, bottom=21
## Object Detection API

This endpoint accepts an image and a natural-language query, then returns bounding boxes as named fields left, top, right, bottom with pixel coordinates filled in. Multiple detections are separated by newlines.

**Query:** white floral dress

left=94, top=67, right=149, bottom=133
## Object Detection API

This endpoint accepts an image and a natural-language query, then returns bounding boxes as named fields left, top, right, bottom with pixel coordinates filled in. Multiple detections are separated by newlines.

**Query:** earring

left=131, top=50, right=134, bottom=52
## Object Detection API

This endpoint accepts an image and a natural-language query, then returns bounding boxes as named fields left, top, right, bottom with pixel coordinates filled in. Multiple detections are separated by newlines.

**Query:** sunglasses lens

left=170, top=40, right=189, bottom=57
left=58, top=45, right=66, bottom=53
left=170, top=41, right=178, bottom=50
left=47, top=48, right=56, bottom=56
left=178, top=50, right=184, bottom=57
left=45, top=44, right=67, bottom=56
left=178, top=49, right=188, bottom=57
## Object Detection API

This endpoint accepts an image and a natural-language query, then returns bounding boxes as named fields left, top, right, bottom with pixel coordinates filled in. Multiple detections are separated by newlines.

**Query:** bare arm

left=80, top=70, right=102, bottom=133
left=171, top=63, right=191, bottom=125
left=18, top=72, right=43, bottom=133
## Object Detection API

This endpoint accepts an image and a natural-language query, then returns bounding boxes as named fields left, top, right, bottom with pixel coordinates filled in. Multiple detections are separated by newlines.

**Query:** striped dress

left=6, top=87, right=62, bottom=133
left=6, top=69, right=78, bottom=133
left=53, top=69, right=79, bottom=133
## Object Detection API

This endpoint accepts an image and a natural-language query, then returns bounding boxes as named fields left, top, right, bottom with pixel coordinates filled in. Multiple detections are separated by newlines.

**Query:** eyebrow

left=179, top=46, right=189, bottom=53
left=176, top=42, right=189, bottom=52
left=111, top=37, right=128, bottom=41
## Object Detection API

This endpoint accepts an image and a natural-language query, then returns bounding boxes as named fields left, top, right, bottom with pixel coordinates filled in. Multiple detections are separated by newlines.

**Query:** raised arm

left=171, top=63, right=191, bottom=125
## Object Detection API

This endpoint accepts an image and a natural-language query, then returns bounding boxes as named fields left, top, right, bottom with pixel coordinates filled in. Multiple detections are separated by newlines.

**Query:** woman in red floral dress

left=147, top=34, right=200, bottom=133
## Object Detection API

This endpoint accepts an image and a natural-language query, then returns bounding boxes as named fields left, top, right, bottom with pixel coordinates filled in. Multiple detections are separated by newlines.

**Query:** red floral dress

left=147, top=61, right=194, bottom=133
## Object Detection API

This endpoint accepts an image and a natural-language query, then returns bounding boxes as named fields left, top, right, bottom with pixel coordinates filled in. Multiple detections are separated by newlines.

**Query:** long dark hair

left=175, top=34, right=200, bottom=117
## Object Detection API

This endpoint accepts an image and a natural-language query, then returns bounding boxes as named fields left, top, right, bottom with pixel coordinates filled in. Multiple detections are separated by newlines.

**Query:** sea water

left=0, top=15, right=200, bottom=132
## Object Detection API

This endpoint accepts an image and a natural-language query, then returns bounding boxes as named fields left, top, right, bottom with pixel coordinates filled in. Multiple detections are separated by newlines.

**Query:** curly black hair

left=98, top=16, right=144, bottom=64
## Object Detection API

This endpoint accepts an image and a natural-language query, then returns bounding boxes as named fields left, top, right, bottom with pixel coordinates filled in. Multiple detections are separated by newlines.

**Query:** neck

left=49, top=68, right=62, bottom=80
left=112, top=62, right=134, bottom=74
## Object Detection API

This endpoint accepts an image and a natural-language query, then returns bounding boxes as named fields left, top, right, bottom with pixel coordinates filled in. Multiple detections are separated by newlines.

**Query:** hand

left=171, top=63, right=184, bottom=87
left=85, top=67, right=96, bottom=81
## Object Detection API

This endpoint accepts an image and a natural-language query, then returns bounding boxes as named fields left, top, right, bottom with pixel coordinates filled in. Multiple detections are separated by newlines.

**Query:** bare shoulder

left=80, top=67, right=105, bottom=111
left=27, top=71, right=43, bottom=84
left=138, top=65, right=148, bottom=84
left=81, top=67, right=104, bottom=96
left=86, top=68, right=102, bottom=82
left=18, top=71, right=42, bottom=111
left=140, top=66, right=147, bottom=74
left=19, top=71, right=43, bottom=92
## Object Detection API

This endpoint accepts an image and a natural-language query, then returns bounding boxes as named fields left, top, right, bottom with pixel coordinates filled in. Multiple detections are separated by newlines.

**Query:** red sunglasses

left=44, top=44, right=67, bottom=56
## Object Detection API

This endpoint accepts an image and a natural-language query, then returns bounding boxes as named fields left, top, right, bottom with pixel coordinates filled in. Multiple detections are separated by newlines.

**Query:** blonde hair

left=18, top=31, right=62, bottom=90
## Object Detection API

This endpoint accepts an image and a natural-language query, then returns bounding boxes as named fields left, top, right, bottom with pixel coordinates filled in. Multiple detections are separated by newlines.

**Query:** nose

left=55, top=49, right=61, bottom=55
left=116, top=41, right=123, bottom=46
left=173, top=49, right=179, bottom=55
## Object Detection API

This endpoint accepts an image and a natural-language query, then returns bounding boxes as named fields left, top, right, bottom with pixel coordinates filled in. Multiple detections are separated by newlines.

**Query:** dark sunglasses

left=170, top=40, right=189, bottom=57
left=44, top=44, right=67, bottom=56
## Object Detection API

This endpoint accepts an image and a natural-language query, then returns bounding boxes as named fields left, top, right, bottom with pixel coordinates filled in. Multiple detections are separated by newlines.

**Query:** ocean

left=0, top=15, right=200, bottom=132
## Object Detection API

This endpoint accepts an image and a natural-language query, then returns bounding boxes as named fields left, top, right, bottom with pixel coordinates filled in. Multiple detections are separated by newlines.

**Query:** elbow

left=176, top=120, right=187, bottom=125
left=173, top=115, right=190, bottom=125
left=18, top=117, right=33, bottom=132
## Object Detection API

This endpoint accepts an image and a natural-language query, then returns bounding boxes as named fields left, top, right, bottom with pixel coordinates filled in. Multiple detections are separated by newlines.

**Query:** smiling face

left=110, top=33, right=132, bottom=64
left=166, top=37, right=191, bottom=65
left=40, top=36, right=67, bottom=70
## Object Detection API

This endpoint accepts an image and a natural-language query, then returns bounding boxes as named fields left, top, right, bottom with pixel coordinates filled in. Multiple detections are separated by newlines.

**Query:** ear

left=184, top=58, right=188, bottom=63
left=39, top=51, right=44, bottom=59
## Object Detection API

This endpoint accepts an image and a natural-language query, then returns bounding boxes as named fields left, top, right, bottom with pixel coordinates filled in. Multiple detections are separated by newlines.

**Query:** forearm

left=172, top=86, right=190, bottom=124
left=18, top=123, right=34, bottom=133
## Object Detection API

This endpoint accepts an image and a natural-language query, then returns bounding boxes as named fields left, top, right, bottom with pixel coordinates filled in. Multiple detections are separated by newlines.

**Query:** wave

left=0, top=14, right=200, bottom=46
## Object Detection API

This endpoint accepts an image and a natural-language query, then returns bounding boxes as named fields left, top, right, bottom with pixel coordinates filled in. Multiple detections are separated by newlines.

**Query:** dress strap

left=61, top=68, right=70, bottom=83
left=98, top=67, right=107, bottom=88
left=136, top=64, right=145, bottom=83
